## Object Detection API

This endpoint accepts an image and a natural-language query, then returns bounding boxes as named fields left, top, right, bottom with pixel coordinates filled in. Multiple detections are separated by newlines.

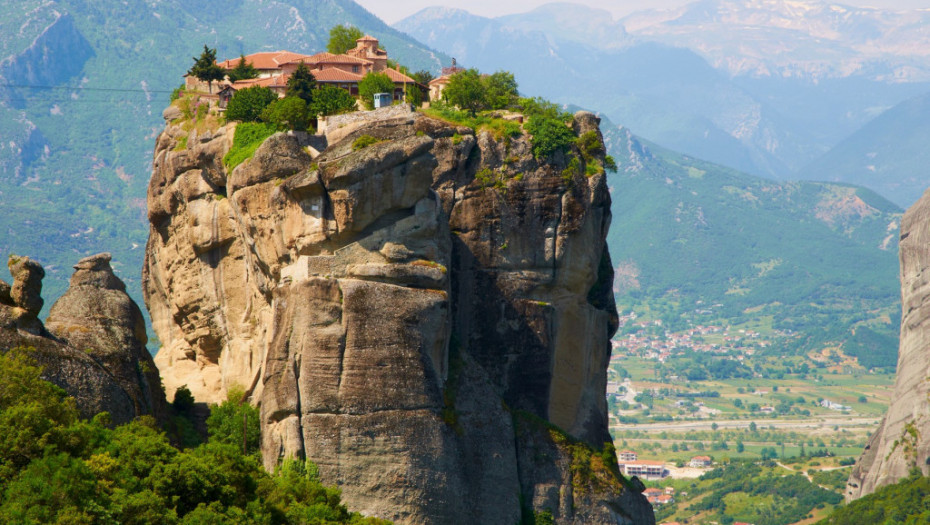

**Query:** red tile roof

left=312, top=69, right=363, bottom=82
left=382, top=67, right=416, bottom=84
left=228, top=74, right=289, bottom=90
left=429, top=75, right=452, bottom=86
left=218, top=51, right=313, bottom=70
left=357, top=35, right=378, bottom=42
left=295, top=52, right=371, bottom=66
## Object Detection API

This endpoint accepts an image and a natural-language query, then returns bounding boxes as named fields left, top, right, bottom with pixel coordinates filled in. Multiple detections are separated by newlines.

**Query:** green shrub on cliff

left=0, top=350, right=390, bottom=524
left=525, top=116, right=576, bottom=160
left=261, top=97, right=311, bottom=132
left=819, top=470, right=930, bottom=524
left=225, top=86, right=278, bottom=123
left=223, top=121, right=277, bottom=171
left=311, top=86, right=359, bottom=117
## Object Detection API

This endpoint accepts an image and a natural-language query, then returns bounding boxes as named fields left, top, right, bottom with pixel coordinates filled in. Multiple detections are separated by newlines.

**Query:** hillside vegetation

left=603, top=124, right=901, bottom=362
left=0, top=349, right=389, bottom=524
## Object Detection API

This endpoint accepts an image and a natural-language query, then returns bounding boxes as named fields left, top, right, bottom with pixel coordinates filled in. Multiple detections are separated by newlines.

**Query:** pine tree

left=188, top=45, right=225, bottom=93
left=227, top=54, right=259, bottom=82
left=286, top=64, right=316, bottom=104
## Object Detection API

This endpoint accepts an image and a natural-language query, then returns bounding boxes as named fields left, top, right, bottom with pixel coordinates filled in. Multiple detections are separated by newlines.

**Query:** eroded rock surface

left=0, top=254, right=167, bottom=424
left=847, top=189, right=930, bottom=500
left=145, top=105, right=652, bottom=524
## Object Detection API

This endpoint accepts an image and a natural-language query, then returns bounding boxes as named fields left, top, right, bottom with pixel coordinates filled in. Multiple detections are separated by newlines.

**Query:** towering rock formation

left=847, top=190, right=930, bottom=500
left=0, top=254, right=167, bottom=424
left=145, top=103, right=653, bottom=524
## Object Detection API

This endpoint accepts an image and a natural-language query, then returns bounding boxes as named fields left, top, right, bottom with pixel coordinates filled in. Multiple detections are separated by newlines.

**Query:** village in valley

left=603, top=304, right=895, bottom=522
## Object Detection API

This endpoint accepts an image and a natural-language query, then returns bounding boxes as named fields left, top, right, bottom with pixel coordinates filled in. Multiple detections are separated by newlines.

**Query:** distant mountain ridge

left=601, top=120, right=901, bottom=359
left=395, top=0, right=930, bottom=206
left=800, top=90, right=930, bottom=208
left=622, top=0, right=930, bottom=82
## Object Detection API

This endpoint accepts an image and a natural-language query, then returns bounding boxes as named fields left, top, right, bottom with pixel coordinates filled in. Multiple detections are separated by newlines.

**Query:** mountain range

left=602, top=121, right=901, bottom=361
left=0, top=0, right=919, bottom=363
left=395, top=0, right=930, bottom=207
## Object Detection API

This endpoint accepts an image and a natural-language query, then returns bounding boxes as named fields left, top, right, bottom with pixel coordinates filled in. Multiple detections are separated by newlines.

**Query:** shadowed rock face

left=847, top=189, right=930, bottom=501
left=0, top=254, right=167, bottom=424
left=145, top=105, right=653, bottom=524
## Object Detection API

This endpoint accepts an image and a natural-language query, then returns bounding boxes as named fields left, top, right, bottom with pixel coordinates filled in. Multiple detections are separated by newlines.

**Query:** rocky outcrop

left=0, top=254, right=167, bottom=425
left=145, top=104, right=652, bottom=524
left=846, top=189, right=930, bottom=500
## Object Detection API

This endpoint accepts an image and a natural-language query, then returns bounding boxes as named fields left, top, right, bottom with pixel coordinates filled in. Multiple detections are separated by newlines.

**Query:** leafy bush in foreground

left=0, top=349, right=390, bottom=524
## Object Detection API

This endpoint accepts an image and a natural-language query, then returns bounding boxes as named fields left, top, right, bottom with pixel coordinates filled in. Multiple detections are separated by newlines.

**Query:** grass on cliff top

left=421, top=105, right=523, bottom=140
left=223, top=122, right=277, bottom=172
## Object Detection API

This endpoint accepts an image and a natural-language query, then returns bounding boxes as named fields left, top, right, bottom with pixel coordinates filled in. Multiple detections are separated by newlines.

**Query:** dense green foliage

left=358, top=72, right=395, bottom=110
left=227, top=55, right=259, bottom=82
left=310, top=86, right=358, bottom=117
left=683, top=460, right=842, bottom=525
left=223, top=122, right=278, bottom=171
left=225, top=86, right=278, bottom=123
left=441, top=69, right=486, bottom=114
left=188, top=45, right=225, bottom=93
left=605, top=126, right=901, bottom=360
left=261, top=97, right=310, bottom=132
left=285, top=64, right=317, bottom=104
left=441, top=68, right=520, bottom=114
left=0, top=350, right=390, bottom=524
left=819, top=471, right=930, bottom=524
left=206, top=388, right=261, bottom=455
left=405, top=83, right=424, bottom=107
left=842, top=326, right=898, bottom=370
left=327, top=25, right=364, bottom=55
left=525, top=115, right=575, bottom=159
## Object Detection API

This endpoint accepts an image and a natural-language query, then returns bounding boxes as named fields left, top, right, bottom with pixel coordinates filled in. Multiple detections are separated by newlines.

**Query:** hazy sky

left=355, top=0, right=930, bottom=24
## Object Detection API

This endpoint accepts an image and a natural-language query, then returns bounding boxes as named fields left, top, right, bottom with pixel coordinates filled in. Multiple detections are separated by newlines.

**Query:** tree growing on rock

left=188, top=45, right=225, bottom=94
left=442, top=68, right=484, bottom=115
left=261, top=97, right=310, bottom=132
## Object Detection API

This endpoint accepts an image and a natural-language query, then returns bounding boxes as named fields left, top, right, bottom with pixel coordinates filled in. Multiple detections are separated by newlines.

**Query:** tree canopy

left=261, top=97, right=310, bottom=132
left=310, top=86, right=358, bottom=117
left=225, top=86, right=278, bottom=122
left=441, top=68, right=485, bottom=115
left=286, top=63, right=316, bottom=104
left=188, top=45, right=225, bottom=93
left=0, top=349, right=393, bottom=524
left=440, top=68, right=520, bottom=115
left=358, top=72, right=395, bottom=110
left=227, top=54, right=258, bottom=82
left=327, top=25, right=364, bottom=55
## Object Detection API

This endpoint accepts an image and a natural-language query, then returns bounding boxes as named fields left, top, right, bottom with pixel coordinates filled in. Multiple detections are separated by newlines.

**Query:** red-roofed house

left=689, top=455, right=712, bottom=468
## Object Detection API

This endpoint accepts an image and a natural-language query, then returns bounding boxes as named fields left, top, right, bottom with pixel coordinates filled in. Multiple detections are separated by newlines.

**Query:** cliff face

left=0, top=253, right=167, bottom=424
left=145, top=104, right=653, bottom=524
left=847, top=190, right=930, bottom=500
